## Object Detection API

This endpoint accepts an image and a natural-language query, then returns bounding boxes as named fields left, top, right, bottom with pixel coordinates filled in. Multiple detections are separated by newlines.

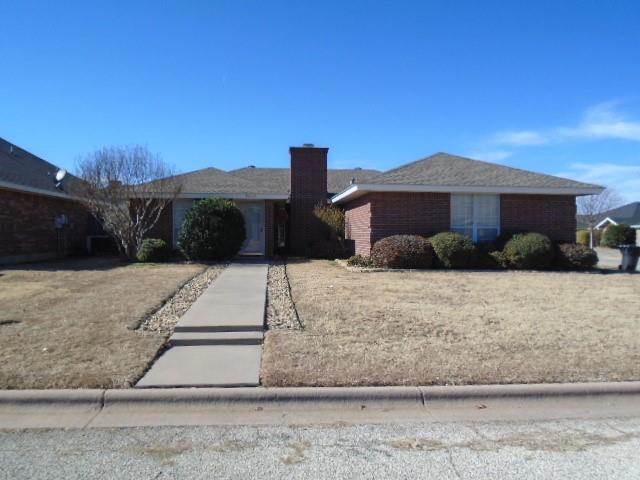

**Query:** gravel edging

left=137, top=264, right=226, bottom=334
left=266, top=259, right=302, bottom=330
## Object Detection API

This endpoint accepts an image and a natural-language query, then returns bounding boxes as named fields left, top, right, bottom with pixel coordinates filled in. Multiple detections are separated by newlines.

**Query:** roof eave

left=0, top=179, right=74, bottom=200
left=175, top=192, right=289, bottom=200
left=331, top=183, right=605, bottom=204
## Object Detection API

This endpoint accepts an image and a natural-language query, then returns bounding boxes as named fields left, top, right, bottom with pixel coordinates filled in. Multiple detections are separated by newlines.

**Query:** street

left=2, top=415, right=639, bottom=479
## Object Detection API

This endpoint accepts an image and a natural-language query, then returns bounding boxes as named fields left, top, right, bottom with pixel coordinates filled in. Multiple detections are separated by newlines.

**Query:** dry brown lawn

left=0, top=257, right=207, bottom=389
left=261, top=260, right=640, bottom=387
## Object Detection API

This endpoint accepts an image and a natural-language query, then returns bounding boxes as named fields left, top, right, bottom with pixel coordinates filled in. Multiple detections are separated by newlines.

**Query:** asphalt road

left=2, top=416, right=639, bottom=479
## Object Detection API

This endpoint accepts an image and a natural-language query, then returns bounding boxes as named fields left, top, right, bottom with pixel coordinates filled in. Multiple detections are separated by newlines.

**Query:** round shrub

left=370, top=235, right=434, bottom=269
left=178, top=198, right=246, bottom=261
left=601, top=224, right=636, bottom=247
left=502, top=232, right=554, bottom=269
left=557, top=243, right=598, bottom=270
left=429, top=232, right=476, bottom=268
left=137, top=238, right=170, bottom=262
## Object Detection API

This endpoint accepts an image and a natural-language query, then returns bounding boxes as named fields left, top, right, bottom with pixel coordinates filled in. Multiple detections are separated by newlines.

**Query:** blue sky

left=1, top=1, right=639, bottom=201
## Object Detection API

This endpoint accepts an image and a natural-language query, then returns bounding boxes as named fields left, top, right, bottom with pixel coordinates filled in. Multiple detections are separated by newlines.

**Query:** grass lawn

left=261, top=260, right=640, bottom=387
left=0, top=257, right=208, bottom=389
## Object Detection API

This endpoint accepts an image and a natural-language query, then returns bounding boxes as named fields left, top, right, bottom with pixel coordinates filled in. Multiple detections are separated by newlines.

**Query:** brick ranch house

left=0, top=138, right=91, bottom=264
left=1, top=139, right=603, bottom=263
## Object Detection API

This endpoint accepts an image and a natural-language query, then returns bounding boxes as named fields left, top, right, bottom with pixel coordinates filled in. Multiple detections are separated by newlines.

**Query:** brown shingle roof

left=366, top=153, right=601, bottom=189
left=227, top=167, right=381, bottom=195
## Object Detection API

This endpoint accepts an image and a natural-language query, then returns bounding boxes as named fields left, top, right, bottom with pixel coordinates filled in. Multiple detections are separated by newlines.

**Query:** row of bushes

left=577, top=224, right=636, bottom=247
left=347, top=232, right=599, bottom=271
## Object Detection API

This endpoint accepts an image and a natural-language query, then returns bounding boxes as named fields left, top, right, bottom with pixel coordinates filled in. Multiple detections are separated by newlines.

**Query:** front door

left=238, top=202, right=265, bottom=255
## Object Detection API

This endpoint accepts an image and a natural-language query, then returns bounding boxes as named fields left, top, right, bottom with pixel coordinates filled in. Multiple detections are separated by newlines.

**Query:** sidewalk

left=136, top=262, right=268, bottom=388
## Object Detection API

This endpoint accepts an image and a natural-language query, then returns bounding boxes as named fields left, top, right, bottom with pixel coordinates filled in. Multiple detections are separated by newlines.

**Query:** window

left=451, top=194, right=500, bottom=242
left=172, top=199, right=196, bottom=247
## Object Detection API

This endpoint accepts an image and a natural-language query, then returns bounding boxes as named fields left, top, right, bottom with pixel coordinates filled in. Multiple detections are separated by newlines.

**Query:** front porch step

left=174, top=325, right=264, bottom=333
left=169, top=331, right=263, bottom=346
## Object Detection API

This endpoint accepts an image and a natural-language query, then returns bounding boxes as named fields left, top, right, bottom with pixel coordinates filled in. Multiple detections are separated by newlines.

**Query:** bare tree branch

left=577, top=188, right=623, bottom=248
left=75, top=145, right=182, bottom=259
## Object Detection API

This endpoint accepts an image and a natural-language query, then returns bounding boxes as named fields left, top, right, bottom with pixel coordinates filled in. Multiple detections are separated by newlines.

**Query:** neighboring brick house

left=1, top=139, right=603, bottom=262
left=0, top=137, right=89, bottom=264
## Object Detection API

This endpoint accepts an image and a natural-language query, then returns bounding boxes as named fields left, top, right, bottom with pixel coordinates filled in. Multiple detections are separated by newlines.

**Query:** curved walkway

left=136, top=262, right=268, bottom=388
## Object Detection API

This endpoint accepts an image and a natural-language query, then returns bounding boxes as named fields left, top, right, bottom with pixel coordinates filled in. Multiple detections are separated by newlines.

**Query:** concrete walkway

left=136, top=262, right=268, bottom=388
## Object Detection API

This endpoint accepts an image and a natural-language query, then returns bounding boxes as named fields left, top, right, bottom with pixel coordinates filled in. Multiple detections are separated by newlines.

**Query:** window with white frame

left=451, top=194, right=500, bottom=242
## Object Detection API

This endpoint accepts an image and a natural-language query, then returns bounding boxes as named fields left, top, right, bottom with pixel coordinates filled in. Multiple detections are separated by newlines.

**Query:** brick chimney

left=289, top=144, right=329, bottom=255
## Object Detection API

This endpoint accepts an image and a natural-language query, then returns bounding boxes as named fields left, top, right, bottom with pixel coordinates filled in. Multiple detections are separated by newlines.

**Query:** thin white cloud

left=492, top=101, right=640, bottom=147
left=556, top=162, right=640, bottom=202
left=493, top=130, right=548, bottom=146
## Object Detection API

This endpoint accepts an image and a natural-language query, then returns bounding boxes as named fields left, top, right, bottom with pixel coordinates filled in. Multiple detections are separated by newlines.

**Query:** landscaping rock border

left=137, top=264, right=226, bottom=334
left=266, top=259, right=302, bottom=330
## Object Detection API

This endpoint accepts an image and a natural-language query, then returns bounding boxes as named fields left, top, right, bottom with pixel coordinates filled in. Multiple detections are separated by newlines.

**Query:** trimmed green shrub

left=371, top=235, right=434, bottom=269
left=601, top=224, right=636, bottom=247
left=346, top=254, right=374, bottom=268
left=137, top=238, right=170, bottom=262
left=576, top=229, right=590, bottom=246
left=557, top=243, right=598, bottom=270
left=502, top=232, right=554, bottom=269
left=178, top=198, right=246, bottom=261
left=429, top=232, right=476, bottom=268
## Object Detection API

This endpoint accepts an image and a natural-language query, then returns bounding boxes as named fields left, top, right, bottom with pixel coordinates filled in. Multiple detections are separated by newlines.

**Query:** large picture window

left=451, top=194, right=500, bottom=242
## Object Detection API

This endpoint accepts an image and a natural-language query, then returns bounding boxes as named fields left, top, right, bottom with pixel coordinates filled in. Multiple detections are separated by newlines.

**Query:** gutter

left=331, top=183, right=605, bottom=204
left=2, top=382, right=640, bottom=429
left=0, top=179, right=74, bottom=200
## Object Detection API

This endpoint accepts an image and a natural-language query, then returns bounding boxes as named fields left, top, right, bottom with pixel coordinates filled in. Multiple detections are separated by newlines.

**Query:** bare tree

left=75, top=145, right=182, bottom=259
left=577, top=188, right=622, bottom=248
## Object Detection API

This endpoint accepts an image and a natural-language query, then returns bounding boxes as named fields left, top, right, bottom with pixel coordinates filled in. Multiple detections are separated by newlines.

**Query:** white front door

left=238, top=201, right=265, bottom=255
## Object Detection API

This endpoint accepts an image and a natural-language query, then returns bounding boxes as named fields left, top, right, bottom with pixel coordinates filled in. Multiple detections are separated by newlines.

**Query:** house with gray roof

left=0, top=137, right=90, bottom=263
left=150, top=146, right=601, bottom=257
left=577, top=202, right=640, bottom=246
left=1, top=138, right=603, bottom=261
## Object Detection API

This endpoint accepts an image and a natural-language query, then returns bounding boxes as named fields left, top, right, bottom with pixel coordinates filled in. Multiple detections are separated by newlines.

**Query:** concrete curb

left=2, top=382, right=640, bottom=408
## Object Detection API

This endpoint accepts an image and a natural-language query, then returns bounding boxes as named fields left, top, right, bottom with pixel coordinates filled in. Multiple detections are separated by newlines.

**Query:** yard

left=261, top=260, right=640, bottom=387
left=0, top=257, right=210, bottom=389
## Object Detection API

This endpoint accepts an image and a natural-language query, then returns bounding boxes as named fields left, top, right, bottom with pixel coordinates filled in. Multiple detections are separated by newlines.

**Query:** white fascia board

left=595, top=217, right=618, bottom=229
left=174, top=192, right=289, bottom=200
left=330, top=184, right=360, bottom=203
left=331, top=183, right=604, bottom=204
left=0, top=180, right=73, bottom=200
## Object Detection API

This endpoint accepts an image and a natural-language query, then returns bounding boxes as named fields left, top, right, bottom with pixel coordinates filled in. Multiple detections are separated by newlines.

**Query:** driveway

left=596, top=247, right=639, bottom=271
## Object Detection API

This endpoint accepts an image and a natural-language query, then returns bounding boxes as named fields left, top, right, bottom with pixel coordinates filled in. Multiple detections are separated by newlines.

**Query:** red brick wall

left=344, top=192, right=577, bottom=255
left=344, top=195, right=372, bottom=255
left=289, top=146, right=329, bottom=255
left=370, top=192, right=450, bottom=246
left=501, top=194, right=577, bottom=243
left=146, top=202, right=174, bottom=246
left=0, top=188, right=89, bottom=261
left=344, top=192, right=451, bottom=255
